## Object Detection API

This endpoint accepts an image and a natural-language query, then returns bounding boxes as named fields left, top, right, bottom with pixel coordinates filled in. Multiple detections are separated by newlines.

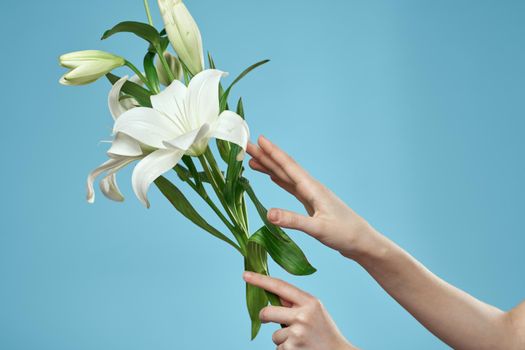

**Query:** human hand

left=243, top=271, right=357, bottom=350
left=246, top=135, right=378, bottom=259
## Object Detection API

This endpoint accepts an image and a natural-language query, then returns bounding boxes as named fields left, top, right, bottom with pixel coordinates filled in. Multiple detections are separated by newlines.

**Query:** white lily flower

left=88, top=69, right=250, bottom=209
left=59, top=50, right=125, bottom=86
left=86, top=76, right=143, bottom=204
left=157, top=0, right=204, bottom=75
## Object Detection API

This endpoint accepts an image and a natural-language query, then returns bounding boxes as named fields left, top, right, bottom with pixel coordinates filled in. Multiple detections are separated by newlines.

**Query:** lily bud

left=156, top=51, right=183, bottom=85
left=157, top=0, right=204, bottom=75
left=59, top=50, right=125, bottom=86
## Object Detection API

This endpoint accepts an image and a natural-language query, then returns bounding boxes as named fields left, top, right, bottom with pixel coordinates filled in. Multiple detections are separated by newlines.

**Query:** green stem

left=182, top=156, right=205, bottom=195
left=124, top=60, right=151, bottom=90
left=203, top=197, right=238, bottom=238
left=194, top=186, right=237, bottom=239
left=205, top=148, right=250, bottom=236
left=198, top=154, right=247, bottom=252
left=182, top=175, right=241, bottom=248
left=204, top=147, right=226, bottom=185
left=232, top=190, right=248, bottom=234
left=197, top=154, right=231, bottom=220
left=241, top=194, right=249, bottom=232
left=143, top=0, right=154, bottom=26
left=143, top=0, right=176, bottom=87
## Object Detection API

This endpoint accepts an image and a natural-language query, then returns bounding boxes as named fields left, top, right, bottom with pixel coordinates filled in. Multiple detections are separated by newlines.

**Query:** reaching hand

left=247, top=135, right=525, bottom=350
left=243, top=271, right=357, bottom=350
left=247, top=135, right=376, bottom=259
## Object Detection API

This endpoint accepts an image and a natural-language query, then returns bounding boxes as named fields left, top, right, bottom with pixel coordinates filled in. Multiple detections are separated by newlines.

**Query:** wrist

left=338, top=221, right=392, bottom=264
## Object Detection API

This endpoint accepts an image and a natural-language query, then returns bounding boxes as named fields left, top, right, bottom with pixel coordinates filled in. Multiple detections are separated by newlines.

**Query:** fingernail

left=268, top=209, right=279, bottom=222
left=243, top=271, right=253, bottom=279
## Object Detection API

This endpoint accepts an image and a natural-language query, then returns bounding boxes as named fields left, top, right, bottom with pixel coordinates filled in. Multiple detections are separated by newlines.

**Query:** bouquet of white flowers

left=59, top=0, right=315, bottom=339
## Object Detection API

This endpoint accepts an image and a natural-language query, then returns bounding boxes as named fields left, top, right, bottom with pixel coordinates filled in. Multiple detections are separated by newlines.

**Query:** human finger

left=243, top=272, right=311, bottom=305
left=260, top=306, right=296, bottom=325
left=248, top=158, right=272, bottom=175
left=272, top=327, right=290, bottom=345
left=247, top=141, right=293, bottom=183
left=257, top=135, right=313, bottom=186
left=267, top=208, right=322, bottom=237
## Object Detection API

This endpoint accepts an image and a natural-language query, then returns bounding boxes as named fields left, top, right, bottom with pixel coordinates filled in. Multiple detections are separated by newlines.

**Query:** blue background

left=1, top=1, right=524, bottom=349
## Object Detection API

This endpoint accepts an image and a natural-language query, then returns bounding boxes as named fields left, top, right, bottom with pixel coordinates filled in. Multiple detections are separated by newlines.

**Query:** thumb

left=267, top=208, right=320, bottom=237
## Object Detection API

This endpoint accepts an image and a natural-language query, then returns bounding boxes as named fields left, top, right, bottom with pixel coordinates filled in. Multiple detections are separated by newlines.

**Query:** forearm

left=348, top=228, right=513, bottom=350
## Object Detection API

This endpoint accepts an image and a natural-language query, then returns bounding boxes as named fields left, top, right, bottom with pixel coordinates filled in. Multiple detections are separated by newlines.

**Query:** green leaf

left=240, top=178, right=290, bottom=243
left=236, top=97, right=245, bottom=119
left=160, top=37, right=170, bottom=51
left=173, top=165, right=220, bottom=185
left=207, top=52, right=216, bottom=69
left=215, top=72, right=233, bottom=161
left=250, top=226, right=317, bottom=276
left=240, top=191, right=249, bottom=233
left=173, top=164, right=191, bottom=182
left=245, top=243, right=269, bottom=340
left=216, top=139, right=231, bottom=163
left=224, top=98, right=246, bottom=204
left=101, top=21, right=162, bottom=49
left=106, top=72, right=152, bottom=107
left=266, top=290, right=282, bottom=307
left=227, top=60, right=270, bottom=92
left=154, top=176, right=240, bottom=251
left=215, top=80, right=232, bottom=162
left=218, top=81, right=229, bottom=112
left=246, top=282, right=267, bottom=340
left=180, top=156, right=207, bottom=196
left=160, top=28, right=167, bottom=36
left=143, top=51, right=160, bottom=93
left=231, top=101, right=246, bottom=209
left=180, top=59, right=194, bottom=82
left=149, top=36, right=170, bottom=53
left=219, top=59, right=269, bottom=111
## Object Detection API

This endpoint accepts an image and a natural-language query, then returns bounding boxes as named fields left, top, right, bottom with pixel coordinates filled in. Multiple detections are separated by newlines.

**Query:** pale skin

left=243, top=135, right=525, bottom=350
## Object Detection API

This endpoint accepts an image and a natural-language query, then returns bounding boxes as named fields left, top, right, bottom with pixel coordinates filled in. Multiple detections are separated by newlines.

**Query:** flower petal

left=99, top=173, right=124, bottom=202
left=186, top=69, right=226, bottom=128
left=60, top=69, right=100, bottom=86
left=87, top=157, right=135, bottom=203
left=210, top=110, right=250, bottom=160
left=113, top=107, right=180, bottom=148
left=65, top=62, right=111, bottom=81
left=107, top=132, right=143, bottom=158
left=131, top=148, right=184, bottom=208
left=162, top=123, right=210, bottom=152
left=150, top=79, right=188, bottom=131
left=108, top=75, right=129, bottom=120
left=120, top=76, right=142, bottom=110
